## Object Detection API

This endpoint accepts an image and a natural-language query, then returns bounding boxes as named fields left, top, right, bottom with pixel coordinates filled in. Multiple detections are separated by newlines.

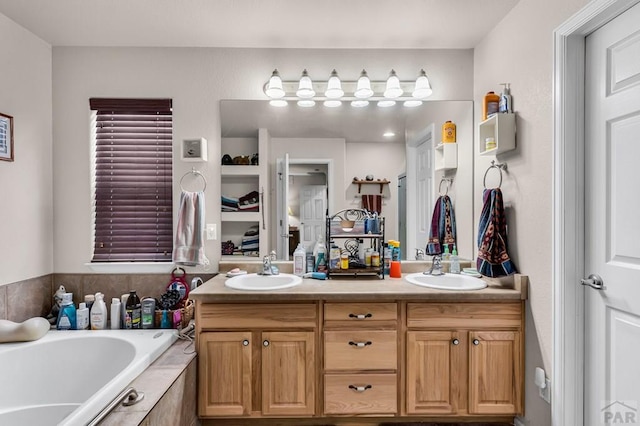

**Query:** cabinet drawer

left=198, top=303, right=317, bottom=329
left=324, top=303, right=397, bottom=323
left=324, top=330, right=397, bottom=370
left=324, top=373, right=397, bottom=415
left=407, top=303, right=522, bottom=329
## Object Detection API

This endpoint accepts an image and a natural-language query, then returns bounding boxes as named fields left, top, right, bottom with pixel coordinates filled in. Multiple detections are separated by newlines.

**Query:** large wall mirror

left=220, top=100, right=474, bottom=261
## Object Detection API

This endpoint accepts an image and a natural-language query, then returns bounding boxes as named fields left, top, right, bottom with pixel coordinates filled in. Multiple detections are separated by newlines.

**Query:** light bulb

left=354, top=69, right=374, bottom=99
left=412, top=69, right=433, bottom=99
left=296, top=69, right=315, bottom=99
left=265, top=69, right=285, bottom=99
left=383, top=69, right=403, bottom=99
left=324, top=69, right=344, bottom=99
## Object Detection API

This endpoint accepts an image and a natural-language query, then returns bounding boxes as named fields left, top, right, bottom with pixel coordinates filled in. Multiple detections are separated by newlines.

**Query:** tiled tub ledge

left=100, top=337, right=198, bottom=426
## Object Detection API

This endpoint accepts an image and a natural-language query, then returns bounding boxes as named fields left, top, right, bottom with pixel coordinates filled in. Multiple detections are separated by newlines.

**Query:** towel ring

left=438, top=178, right=452, bottom=196
left=180, top=168, right=207, bottom=192
left=483, top=161, right=507, bottom=189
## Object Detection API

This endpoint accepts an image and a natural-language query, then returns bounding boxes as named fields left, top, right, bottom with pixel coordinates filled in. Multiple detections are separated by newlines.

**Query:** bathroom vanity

left=190, top=273, right=527, bottom=425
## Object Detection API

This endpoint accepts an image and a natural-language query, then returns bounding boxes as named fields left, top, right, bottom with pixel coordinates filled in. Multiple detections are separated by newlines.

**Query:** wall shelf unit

left=352, top=179, right=390, bottom=194
left=478, top=113, right=516, bottom=156
left=434, top=143, right=458, bottom=170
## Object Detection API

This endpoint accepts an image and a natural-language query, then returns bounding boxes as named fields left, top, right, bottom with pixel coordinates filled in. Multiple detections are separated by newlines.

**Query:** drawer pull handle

left=348, top=384, right=372, bottom=392
left=473, top=339, right=480, bottom=346
left=242, top=339, right=249, bottom=346
left=349, top=313, right=373, bottom=320
left=263, top=340, right=270, bottom=347
left=348, top=341, right=372, bottom=348
left=452, top=339, right=459, bottom=345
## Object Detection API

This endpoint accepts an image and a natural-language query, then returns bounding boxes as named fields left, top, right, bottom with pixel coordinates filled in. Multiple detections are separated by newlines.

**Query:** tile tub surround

left=0, top=273, right=215, bottom=321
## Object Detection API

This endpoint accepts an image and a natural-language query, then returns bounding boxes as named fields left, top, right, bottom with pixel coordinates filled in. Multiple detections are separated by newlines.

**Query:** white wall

left=52, top=47, right=473, bottom=273
left=473, top=0, right=588, bottom=424
left=0, top=14, right=52, bottom=285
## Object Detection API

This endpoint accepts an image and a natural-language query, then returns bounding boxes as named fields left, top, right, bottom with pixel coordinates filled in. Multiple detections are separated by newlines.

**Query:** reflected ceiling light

left=383, top=131, right=396, bottom=137
left=296, top=69, right=315, bottom=99
left=265, top=69, right=285, bottom=99
left=403, top=100, right=423, bottom=107
left=354, top=69, right=374, bottom=99
left=412, top=69, right=433, bottom=99
left=351, top=100, right=369, bottom=108
left=377, top=99, right=396, bottom=107
left=297, top=99, right=316, bottom=107
left=269, top=99, right=288, bottom=107
left=324, top=69, right=344, bottom=99
left=383, top=69, right=403, bottom=99
left=323, top=99, right=342, bottom=108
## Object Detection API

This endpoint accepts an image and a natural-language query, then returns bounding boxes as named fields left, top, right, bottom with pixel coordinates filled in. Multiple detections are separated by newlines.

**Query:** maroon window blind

left=89, top=98, right=173, bottom=262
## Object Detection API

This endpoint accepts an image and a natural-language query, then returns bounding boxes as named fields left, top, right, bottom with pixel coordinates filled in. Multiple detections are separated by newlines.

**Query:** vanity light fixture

left=412, top=69, right=433, bottom=99
left=383, top=69, right=403, bottom=99
left=263, top=68, right=434, bottom=107
left=324, top=69, right=344, bottom=99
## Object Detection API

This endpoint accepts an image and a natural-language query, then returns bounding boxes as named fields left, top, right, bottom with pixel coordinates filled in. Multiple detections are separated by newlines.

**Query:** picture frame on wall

left=0, top=112, right=14, bottom=162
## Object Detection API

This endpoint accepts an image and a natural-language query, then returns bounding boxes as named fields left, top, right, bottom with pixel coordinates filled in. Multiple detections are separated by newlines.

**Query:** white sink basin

left=404, top=272, right=487, bottom=291
left=225, top=273, right=303, bottom=291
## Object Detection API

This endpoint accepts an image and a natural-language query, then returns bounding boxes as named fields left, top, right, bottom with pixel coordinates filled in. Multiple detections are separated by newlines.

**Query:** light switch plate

left=206, top=223, right=217, bottom=240
left=182, top=138, right=208, bottom=162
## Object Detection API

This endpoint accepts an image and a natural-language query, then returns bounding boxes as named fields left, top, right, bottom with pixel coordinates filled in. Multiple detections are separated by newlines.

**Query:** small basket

left=154, top=299, right=194, bottom=329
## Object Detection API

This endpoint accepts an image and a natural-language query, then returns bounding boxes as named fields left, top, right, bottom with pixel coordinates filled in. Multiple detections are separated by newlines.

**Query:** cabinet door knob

left=348, top=384, right=372, bottom=392
left=348, top=313, right=373, bottom=320
left=473, top=339, right=480, bottom=346
left=242, top=339, right=249, bottom=346
left=263, top=340, right=270, bottom=347
left=348, top=341, right=372, bottom=348
left=452, top=339, right=460, bottom=345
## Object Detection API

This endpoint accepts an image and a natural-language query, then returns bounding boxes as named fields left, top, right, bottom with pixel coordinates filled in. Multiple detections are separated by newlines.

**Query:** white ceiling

left=0, top=0, right=519, bottom=48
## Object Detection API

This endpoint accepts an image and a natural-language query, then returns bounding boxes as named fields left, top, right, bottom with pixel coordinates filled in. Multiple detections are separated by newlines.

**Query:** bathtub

left=0, top=329, right=178, bottom=426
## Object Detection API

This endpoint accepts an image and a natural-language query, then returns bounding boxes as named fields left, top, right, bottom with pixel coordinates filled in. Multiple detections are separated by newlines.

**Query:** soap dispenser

left=499, top=83, right=512, bottom=113
left=56, top=293, right=77, bottom=331
left=450, top=245, right=461, bottom=274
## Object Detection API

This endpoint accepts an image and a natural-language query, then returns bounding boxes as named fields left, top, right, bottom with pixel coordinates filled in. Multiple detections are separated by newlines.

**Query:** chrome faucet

left=415, top=248, right=425, bottom=260
left=425, top=254, right=444, bottom=276
left=261, top=255, right=279, bottom=275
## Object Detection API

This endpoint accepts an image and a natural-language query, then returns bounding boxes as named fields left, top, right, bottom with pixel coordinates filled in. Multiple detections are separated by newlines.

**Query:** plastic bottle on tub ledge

left=90, top=292, right=108, bottom=330
left=125, top=291, right=142, bottom=329
left=56, top=293, right=76, bottom=331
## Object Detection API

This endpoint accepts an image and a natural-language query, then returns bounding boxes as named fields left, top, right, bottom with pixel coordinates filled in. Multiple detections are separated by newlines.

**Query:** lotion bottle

left=499, top=83, right=512, bottom=113
left=110, top=298, right=121, bottom=329
left=76, top=302, right=89, bottom=330
left=56, top=293, right=76, bottom=331
left=293, top=243, right=306, bottom=276
left=90, top=292, right=107, bottom=330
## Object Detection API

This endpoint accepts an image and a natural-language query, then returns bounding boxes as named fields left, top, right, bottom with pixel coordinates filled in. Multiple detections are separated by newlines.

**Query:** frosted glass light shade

left=383, top=69, right=403, bottom=99
left=265, top=69, right=285, bottom=99
left=351, top=100, right=369, bottom=108
left=297, top=99, right=316, bottom=107
left=403, top=100, right=423, bottom=107
left=269, top=99, right=288, bottom=107
left=354, top=69, right=374, bottom=99
left=324, top=99, right=342, bottom=108
left=324, top=69, right=344, bottom=99
left=377, top=99, right=396, bottom=107
left=296, top=69, right=315, bottom=99
left=412, top=69, right=433, bottom=99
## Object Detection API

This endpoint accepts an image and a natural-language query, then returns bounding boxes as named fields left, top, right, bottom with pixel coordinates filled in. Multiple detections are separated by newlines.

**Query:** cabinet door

left=468, top=330, right=522, bottom=415
left=406, top=331, right=460, bottom=415
left=198, top=331, right=252, bottom=417
left=261, top=331, right=315, bottom=416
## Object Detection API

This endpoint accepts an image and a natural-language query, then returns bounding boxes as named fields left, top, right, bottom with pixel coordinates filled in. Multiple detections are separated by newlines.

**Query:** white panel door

left=585, top=3, right=640, bottom=424
left=415, top=138, right=433, bottom=255
left=299, top=185, right=326, bottom=251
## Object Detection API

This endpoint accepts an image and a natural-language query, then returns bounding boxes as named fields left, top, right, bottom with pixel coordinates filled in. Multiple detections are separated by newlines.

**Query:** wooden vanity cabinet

left=197, top=303, right=317, bottom=418
left=405, top=302, right=524, bottom=417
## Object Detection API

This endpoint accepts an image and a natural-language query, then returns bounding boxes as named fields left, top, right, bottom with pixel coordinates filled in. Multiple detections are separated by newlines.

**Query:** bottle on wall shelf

left=442, top=120, right=456, bottom=143
left=499, top=83, right=512, bottom=113
left=90, top=292, right=107, bottom=330
left=293, top=243, right=306, bottom=276
left=56, top=293, right=76, bottom=331
left=450, top=245, right=461, bottom=274
left=482, top=91, right=500, bottom=120
left=76, top=302, right=89, bottom=330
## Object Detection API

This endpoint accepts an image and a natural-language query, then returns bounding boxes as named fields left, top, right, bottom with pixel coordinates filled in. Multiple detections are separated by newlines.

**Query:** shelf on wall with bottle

left=434, top=142, right=458, bottom=170
left=478, top=113, right=516, bottom=156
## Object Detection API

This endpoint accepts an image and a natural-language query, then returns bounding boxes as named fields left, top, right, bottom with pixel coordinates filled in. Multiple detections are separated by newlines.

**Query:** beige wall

left=0, top=14, right=52, bottom=286
left=473, top=0, right=588, bottom=424
left=52, top=47, right=474, bottom=273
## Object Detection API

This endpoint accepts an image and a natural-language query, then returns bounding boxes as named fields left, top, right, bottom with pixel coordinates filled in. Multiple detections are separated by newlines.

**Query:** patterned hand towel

left=426, top=195, right=457, bottom=255
left=476, top=188, right=517, bottom=277
left=362, top=194, right=383, bottom=214
left=173, top=190, right=209, bottom=266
